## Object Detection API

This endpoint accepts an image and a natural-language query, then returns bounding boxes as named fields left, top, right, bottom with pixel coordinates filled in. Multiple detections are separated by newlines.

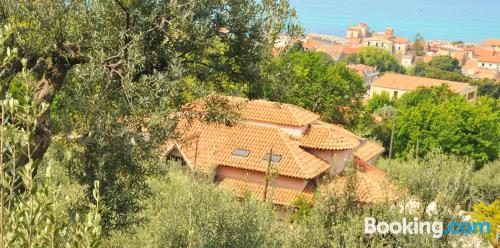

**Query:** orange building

left=163, top=96, right=397, bottom=206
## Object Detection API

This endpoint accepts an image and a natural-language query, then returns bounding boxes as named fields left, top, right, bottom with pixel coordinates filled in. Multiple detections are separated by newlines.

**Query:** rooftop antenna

left=263, top=148, right=273, bottom=202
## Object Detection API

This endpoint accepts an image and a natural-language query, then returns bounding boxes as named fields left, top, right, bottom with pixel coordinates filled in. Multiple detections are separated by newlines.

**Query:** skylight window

left=232, top=148, right=251, bottom=157
left=263, top=153, right=282, bottom=162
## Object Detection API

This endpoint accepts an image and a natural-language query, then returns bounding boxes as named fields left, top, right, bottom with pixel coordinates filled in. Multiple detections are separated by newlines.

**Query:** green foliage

left=408, top=56, right=467, bottom=82
left=1, top=88, right=101, bottom=247
left=263, top=50, right=366, bottom=126
left=427, top=56, right=461, bottom=72
left=366, top=92, right=394, bottom=113
left=344, top=47, right=405, bottom=73
left=412, top=33, right=425, bottom=56
left=392, top=87, right=500, bottom=167
left=1, top=0, right=302, bottom=235
left=104, top=164, right=280, bottom=248
left=472, top=79, right=500, bottom=99
left=471, top=199, right=500, bottom=246
left=379, top=151, right=478, bottom=210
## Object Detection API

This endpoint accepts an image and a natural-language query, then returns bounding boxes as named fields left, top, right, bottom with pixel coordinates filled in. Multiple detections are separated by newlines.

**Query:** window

left=263, top=153, right=282, bottom=162
left=232, top=148, right=251, bottom=157
left=393, top=91, right=398, bottom=98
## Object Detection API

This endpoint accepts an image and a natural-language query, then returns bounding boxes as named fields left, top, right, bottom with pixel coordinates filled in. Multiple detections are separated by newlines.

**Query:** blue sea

left=289, top=0, right=500, bottom=43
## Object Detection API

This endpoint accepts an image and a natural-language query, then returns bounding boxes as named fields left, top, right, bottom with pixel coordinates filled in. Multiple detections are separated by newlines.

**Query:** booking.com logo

left=364, top=217, right=492, bottom=239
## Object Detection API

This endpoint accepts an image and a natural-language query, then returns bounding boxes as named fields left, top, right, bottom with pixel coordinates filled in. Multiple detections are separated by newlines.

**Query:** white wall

left=478, top=61, right=500, bottom=71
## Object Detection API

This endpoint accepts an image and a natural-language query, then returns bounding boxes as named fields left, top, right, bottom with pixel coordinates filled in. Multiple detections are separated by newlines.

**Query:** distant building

left=316, top=44, right=345, bottom=60
left=370, top=73, right=478, bottom=101
left=347, top=64, right=380, bottom=89
left=401, top=54, right=415, bottom=67
left=461, top=42, right=500, bottom=81
left=481, top=40, right=500, bottom=52
left=477, top=55, right=500, bottom=71
left=346, top=22, right=369, bottom=41
left=348, top=26, right=410, bottom=55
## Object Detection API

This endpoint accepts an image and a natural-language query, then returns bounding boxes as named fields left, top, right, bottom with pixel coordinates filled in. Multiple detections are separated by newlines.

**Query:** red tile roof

left=482, top=40, right=500, bottom=46
left=373, top=73, right=473, bottom=93
left=354, top=141, right=385, bottom=162
left=303, top=38, right=322, bottom=50
left=318, top=159, right=400, bottom=203
left=393, top=37, right=409, bottom=43
left=343, top=46, right=361, bottom=55
left=478, top=55, right=500, bottom=63
left=317, top=44, right=344, bottom=60
left=473, top=47, right=495, bottom=57
left=187, top=96, right=320, bottom=127
left=165, top=121, right=333, bottom=179
left=300, top=122, right=361, bottom=150
left=347, top=64, right=377, bottom=75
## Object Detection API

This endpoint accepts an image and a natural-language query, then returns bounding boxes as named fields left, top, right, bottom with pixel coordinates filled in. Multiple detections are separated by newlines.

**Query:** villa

left=370, top=73, right=478, bottom=100
left=163, top=96, right=397, bottom=206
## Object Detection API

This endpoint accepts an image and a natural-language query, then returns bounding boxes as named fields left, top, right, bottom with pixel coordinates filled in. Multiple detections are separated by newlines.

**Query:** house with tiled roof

left=347, top=64, right=380, bottom=89
left=481, top=40, right=500, bottom=52
left=359, top=27, right=409, bottom=55
left=163, top=96, right=397, bottom=206
left=370, top=73, right=478, bottom=100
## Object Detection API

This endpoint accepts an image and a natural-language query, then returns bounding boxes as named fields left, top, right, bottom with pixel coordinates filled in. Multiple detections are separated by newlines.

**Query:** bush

left=104, top=164, right=280, bottom=248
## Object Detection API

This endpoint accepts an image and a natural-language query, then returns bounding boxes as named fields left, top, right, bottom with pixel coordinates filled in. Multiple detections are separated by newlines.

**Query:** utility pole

left=263, top=148, right=272, bottom=202
left=388, top=115, right=396, bottom=167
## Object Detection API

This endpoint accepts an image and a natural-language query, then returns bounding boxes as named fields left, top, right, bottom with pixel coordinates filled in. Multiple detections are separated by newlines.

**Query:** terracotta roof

left=478, top=55, right=500, bottom=63
left=393, top=37, right=409, bottom=43
left=482, top=40, right=500, bottom=46
left=463, top=59, right=478, bottom=70
left=241, top=99, right=320, bottom=127
left=347, top=64, right=377, bottom=75
left=474, top=70, right=498, bottom=80
left=319, top=159, right=400, bottom=203
left=317, top=44, right=344, bottom=60
left=303, top=38, right=322, bottom=50
left=452, top=51, right=466, bottom=60
left=300, top=121, right=361, bottom=150
left=166, top=120, right=332, bottom=179
left=372, top=73, right=473, bottom=93
left=188, top=95, right=320, bottom=127
left=343, top=46, right=361, bottom=55
left=473, top=47, right=495, bottom=57
left=354, top=141, right=385, bottom=162
left=218, top=177, right=313, bottom=206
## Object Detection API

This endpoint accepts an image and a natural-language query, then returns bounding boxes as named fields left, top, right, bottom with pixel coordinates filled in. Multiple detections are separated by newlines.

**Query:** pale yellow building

left=370, top=73, right=478, bottom=101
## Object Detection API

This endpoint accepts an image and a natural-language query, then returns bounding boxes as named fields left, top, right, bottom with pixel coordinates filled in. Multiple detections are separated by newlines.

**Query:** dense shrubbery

left=101, top=155, right=497, bottom=248
left=262, top=50, right=366, bottom=127
left=364, top=86, right=500, bottom=168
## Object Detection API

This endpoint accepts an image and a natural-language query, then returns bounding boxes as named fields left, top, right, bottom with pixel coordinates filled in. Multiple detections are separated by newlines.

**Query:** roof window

left=232, top=148, right=251, bottom=157
left=263, top=153, right=282, bottom=162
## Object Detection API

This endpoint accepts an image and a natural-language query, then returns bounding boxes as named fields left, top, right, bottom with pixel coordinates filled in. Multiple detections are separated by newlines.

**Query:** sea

left=288, top=0, right=500, bottom=43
